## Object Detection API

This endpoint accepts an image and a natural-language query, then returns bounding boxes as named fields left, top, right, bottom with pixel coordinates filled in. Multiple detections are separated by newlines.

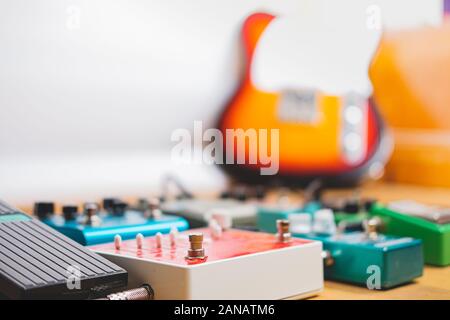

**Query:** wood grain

left=312, top=266, right=450, bottom=300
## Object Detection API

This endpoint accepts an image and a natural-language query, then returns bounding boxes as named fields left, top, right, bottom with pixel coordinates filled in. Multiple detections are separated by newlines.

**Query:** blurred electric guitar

left=218, top=13, right=391, bottom=186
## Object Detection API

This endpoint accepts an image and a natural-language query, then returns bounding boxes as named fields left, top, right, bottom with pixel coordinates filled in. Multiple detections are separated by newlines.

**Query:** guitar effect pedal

left=90, top=220, right=323, bottom=299
left=36, top=198, right=189, bottom=246
left=257, top=201, right=321, bottom=233
left=161, top=198, right=258, bottom=228
left=323, top=197, right=376, bottom=231
left=0, top=200, right=128, bottom=299
left=258, top=197, right=374, bottom=234
left=289, top=211, right=424, bottom=289
left=370, top=200, right=450, bottom=266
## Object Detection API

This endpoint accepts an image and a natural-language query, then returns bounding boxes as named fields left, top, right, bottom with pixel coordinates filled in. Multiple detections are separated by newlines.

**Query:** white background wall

left=0, top=0, right=443, bottom=205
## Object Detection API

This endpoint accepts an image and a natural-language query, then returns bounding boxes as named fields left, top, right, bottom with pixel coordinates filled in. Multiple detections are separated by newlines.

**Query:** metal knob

left=211, top=210, right=232, bottom=230
left=102, top=198, right=117, bottom=212
left=363, top=217, right=381, bottom=241
left=186, top=233, right=205, bottom=259
left=33, top=202, right=55, bottom=220
left=149, top=198, right=160, bottom=210
left=83, top=202, right=101, bottom=226
left=136, top=198, right=150, bottom=211
left=276, top=219, right=291, bottom=243
left=145, top=197, right=162, bottom=219
left=112, top=200, right=128, bottom=216
left=62, top=205, right=78, bottom=221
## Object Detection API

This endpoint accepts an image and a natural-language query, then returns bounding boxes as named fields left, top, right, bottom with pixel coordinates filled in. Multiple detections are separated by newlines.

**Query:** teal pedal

left=257, top=201, right=321, bottom=233
left=257, top=206, right=299, bottom=233
left=271, top=207, right=425, bottom=289
left=258, top=197, right=375, bottom=233
left=296, top=231, right=424, bottom=289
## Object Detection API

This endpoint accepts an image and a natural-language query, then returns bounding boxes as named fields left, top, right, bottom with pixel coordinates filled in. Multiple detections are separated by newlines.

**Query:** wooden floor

left=312, top=266, right=450, bottom=300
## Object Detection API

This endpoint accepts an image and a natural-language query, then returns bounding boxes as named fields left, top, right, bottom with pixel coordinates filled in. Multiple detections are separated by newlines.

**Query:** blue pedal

left=35, top=198, right=189, bottom=245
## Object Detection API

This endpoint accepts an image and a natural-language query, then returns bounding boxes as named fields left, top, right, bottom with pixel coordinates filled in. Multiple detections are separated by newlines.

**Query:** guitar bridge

left=277, top=89, right=319, bottom=123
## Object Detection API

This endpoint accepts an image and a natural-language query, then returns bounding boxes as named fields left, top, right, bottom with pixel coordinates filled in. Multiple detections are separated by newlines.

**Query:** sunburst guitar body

left=218, top=13, right=390, bottom=186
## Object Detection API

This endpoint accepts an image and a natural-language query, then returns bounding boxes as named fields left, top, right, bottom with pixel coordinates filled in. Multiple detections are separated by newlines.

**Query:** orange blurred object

left=370, top=21, right=450, bottom=187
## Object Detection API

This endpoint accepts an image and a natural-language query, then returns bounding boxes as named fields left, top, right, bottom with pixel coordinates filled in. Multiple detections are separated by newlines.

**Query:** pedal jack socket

left=276, top=219, right=291, bottom=243
left=186, top=233, right=205, bottom=260
left=321, top=250, right=335, bottom=267
left=97, top=284, right=154, bottom=300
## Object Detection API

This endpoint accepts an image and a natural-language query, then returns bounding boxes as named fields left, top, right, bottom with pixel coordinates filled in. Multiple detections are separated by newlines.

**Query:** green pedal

left=370, top=201, right=450, bottom=266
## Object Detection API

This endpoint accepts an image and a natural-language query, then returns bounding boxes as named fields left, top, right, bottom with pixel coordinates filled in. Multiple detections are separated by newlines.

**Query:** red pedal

left=90, top=228, right=323, bottom=299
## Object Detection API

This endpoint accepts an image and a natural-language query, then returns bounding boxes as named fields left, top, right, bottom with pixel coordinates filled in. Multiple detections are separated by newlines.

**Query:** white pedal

left=91, top=228, right=323, bottom=299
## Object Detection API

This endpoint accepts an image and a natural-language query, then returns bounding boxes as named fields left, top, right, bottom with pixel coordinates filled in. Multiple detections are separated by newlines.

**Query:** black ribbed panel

left=0, top=200, right=16, bottom=215
left=0, top=199, right=126, bottom=298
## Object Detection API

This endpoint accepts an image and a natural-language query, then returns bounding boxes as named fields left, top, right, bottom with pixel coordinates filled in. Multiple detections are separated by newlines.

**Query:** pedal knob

left=114, top=234, right=122, bottom=250
left=84, top=202, right=99, bottom=215
left=209, top=220, right=222, bottom=239
left=112, top=201, right=128, bottom=216
left=149, top=198, right=160, bottom=210
left=276, top=219, right=291, bottom=243
left=363, top=217, right=381, bottom=241
left=83, top=202, right=101, bottom=226
left=220, top=191, right=231, bottom=199
left=155, top=232, right=163, bottom=248
left=363, top=198, right=377, bottom=212
left=233, top=187, right=247, bottom=201
left=169, top=227, right=178, bottom=247
left=254, top=186, right=266, bottom=200
left=33, top=202, right=55, bottom=220
left=313, top=209, right=337, bottom=234
left=103, top=198, right=117, bottom=212
left=343, top=200, right=359, bottom=214
left=62, top=205, right=78, bottom=221
left=147, top=198, right=162, bottom=219
left=186, top=233, right=205, bottom=259
left=136, top=233, right=144, bottom=250
left=210, top=210, right=232, bottom=230
left=136, top=198, right=150, bottom=211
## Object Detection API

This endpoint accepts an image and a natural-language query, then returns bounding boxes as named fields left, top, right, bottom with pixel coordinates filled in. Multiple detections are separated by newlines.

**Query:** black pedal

left=0, top=200, right=128, bottom=299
